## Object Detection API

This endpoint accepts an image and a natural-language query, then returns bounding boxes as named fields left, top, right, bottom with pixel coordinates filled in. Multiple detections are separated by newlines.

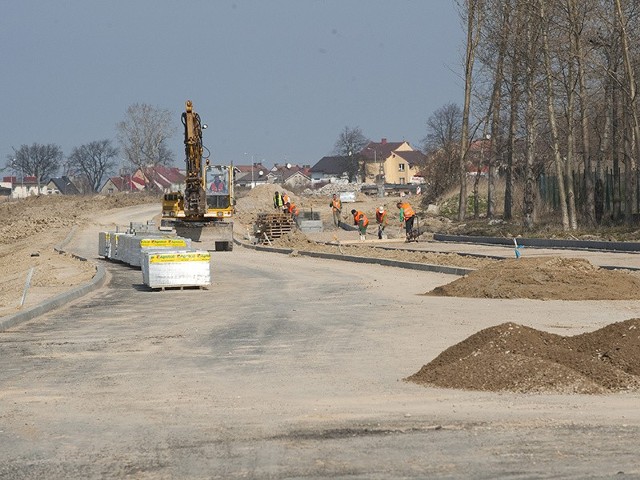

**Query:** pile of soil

left=427, top=257, right=640, bottom=301
left=406, top=319, right=640, bottom=394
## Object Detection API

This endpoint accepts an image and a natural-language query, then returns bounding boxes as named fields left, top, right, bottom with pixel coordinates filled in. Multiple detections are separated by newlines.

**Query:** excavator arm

left=182, top=100, right=207, bottom=218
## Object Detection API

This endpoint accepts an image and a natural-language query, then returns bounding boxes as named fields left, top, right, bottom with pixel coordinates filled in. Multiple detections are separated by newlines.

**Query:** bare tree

left=522, top=3, right=542, bottom=229
left=615, top=0, right=640, bottom=224
left=422, top=103, right=463, bottom=202
left=333, top=126, right=369, bottom=183
left=484, top=0, right=511, bottom=219
left=567, top=0, right=597, bottom=224
left=67, top=140, right=118, bottom=193
left=457, top=0, right=486, bottom=221
left=116, top=103, right=175, bottom=189
left=539, top=0, right=571, bottom=230
left=9, top=143, right=62, bottom=192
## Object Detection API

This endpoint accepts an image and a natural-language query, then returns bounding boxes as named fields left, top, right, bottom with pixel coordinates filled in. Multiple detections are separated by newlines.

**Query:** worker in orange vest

left=397, top=201, right=416, bottom=241
left=329, top=193, right=342, bottom=227
left=281, top=191, right=290, bottom=213
left=286, top=201, right=299, bottom=222
left=351, top=209, right=369, bottom=241
left=375, top=205, right=388, bottom=239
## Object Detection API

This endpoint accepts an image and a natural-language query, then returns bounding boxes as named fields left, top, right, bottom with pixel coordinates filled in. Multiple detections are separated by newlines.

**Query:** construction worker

left=375, top=205, right=388, bottom=240
left=329, top=193, right=342, bottom=227
left=210, top=175, right=225, bottom=192
left=397, top=201, right=416, bottom=241
left=281, top=191, right=290, bottom=213
left=351, top=209, right=369, bottom=241
left=286, top=201, right=299, bottom=222
left=273, top=190, right=283, bottom=210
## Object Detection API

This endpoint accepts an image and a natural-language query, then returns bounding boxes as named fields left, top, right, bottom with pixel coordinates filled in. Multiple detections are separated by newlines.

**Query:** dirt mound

left=0, top=193, right=158, bottom=245
left=406, top=319, right=640, bottom=394
left=427, top=256, right=640, bottom=300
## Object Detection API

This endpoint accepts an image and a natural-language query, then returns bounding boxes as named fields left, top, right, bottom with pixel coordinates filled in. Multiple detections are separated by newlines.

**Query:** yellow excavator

left=161, top=100, right=235, bottom=251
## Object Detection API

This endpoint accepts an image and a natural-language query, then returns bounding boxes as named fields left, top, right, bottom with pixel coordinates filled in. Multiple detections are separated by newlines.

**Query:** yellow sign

left=140, top=238, right=188, bottom=247
left=148, top=252, right=210, bottom=263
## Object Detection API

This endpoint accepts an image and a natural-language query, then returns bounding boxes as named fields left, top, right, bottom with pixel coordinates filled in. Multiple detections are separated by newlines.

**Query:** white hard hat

left=379, top=206, right=384, bottom=213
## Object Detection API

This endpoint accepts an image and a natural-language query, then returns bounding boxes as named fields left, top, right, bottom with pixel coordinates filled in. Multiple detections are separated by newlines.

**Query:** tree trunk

left=504, top=65, right=518, bottom=222
left=539, top=0, right=570, bottom=230
left=522, top=11, right=539, bottom=229
left=615, top=0, right=639, bottom=224
left=487, top=1, right=509, bottom=219
left=458, top=1, right=477, bottom=221
left=568, top=0, right=595, bottom=225
left=612, top=79, right=623, bottom=221
left=565, top=25, right=578, bottom=230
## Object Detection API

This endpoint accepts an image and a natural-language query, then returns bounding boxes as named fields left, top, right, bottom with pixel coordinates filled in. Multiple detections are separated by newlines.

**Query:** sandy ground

left=3, top=190, right=640, bottom=477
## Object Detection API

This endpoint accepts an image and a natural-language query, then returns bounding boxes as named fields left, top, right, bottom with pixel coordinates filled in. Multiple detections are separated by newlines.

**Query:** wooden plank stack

left=255, top=213, right=294, bottom=243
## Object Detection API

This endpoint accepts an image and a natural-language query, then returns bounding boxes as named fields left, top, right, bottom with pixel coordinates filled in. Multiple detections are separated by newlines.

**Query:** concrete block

left=98, top=231, right=111, bottom=258
left=121, top=234, right=192, bottom=267
left=141, top=250, right=211, bottom=289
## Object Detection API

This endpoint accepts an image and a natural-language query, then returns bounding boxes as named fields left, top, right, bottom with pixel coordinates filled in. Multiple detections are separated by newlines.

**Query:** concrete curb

left=236, top=239, right=473, bottom=276
left=433, top=233, right=640, bottom=253
left=0, top=228, right=107, bottom=332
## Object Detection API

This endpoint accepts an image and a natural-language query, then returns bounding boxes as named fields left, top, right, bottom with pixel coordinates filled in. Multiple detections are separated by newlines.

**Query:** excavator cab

left=206, top=165, right=231, bottom=209
left=205, top=164, right=234, bottom=213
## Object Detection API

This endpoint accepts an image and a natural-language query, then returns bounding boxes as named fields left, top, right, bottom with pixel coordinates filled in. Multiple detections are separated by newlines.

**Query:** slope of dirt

left=427, top=256, right=640, bottom=301
left=0, top=194, right=159, bottom=317
left=406, top=319, right=640, bottom=394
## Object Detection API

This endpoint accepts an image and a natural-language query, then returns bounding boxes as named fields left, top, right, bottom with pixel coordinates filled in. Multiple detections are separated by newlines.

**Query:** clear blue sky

left=1, top=0, right=464, bottom=171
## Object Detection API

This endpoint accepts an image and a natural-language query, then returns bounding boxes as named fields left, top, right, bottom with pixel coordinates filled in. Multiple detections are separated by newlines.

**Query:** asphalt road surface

left=1, top=207, right=640, bottom=479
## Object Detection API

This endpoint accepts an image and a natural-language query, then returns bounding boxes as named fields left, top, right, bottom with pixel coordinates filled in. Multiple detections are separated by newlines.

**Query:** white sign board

left=340, top=192, right=356, bottom=203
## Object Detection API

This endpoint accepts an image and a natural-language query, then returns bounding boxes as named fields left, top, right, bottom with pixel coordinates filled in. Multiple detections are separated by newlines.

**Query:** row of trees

left=425, top=0, right=640, bottom=230
left=5, top=104, right=176, bottom=193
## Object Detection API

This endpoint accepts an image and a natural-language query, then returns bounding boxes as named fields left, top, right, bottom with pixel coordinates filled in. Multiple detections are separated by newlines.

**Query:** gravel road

left=1, top=206, right=640, bottom=479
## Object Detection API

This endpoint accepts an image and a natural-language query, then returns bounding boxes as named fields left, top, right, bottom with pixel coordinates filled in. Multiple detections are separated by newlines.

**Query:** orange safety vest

left=331, top=198, right=342, bottom=211
left=353, top=211, right=369, bottom=227
left=288, top=203, right=299, bottom=215
left=282, top=193, right=290, bottom=205
left=399, top=202, right=415, bottom=219
left=375, top=209, right=387, bottom=224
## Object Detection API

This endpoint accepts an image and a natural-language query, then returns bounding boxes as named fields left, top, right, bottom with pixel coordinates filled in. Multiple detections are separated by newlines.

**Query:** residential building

left=234, top=163, right=268, bottom=188
left=361, top=138, right=426, bottom=185
left=267, top=164, right=311, bottom=188
left=99, top=175, right=144, bottom=195
left=132, top=165, right=186, bottom=192
left=310, top=139, right=426, bottom=185
left=4, top=175, right=41, bottom=198
left=309, top=156, right=352, bottom=183
left=46, top=176, right=80, bottom=195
